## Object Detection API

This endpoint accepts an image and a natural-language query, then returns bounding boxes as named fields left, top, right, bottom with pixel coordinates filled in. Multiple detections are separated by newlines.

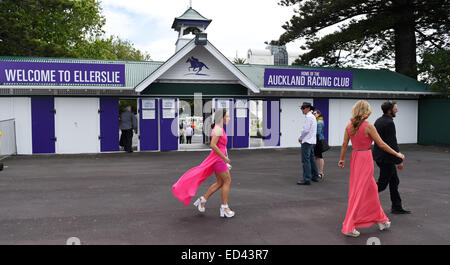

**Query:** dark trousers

left=120, top=129, right=133, bottom=152
left=186, top=136, right=192, bottom=144
left=376, top=161, right=402, bottom=210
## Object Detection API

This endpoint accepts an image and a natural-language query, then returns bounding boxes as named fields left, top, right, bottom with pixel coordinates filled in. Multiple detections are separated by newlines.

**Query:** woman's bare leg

left=202, top=174, right=223, bottom=207
left=316, top=157, right=324, bottom=175
left=320, top=158, right=324, bottom=175
left=217, top=170, right=232, bottom=212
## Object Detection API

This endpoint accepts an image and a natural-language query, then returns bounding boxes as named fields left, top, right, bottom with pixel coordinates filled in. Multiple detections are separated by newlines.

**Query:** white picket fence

left=0, top=119, right=17, bottom=158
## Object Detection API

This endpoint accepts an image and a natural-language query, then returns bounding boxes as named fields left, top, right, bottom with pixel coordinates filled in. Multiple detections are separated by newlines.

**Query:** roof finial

left=189, top=0, right=192, bottom=8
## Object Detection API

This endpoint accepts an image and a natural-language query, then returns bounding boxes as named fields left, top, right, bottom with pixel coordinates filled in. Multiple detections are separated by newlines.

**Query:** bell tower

left=172, top=3, right=212, bottom=52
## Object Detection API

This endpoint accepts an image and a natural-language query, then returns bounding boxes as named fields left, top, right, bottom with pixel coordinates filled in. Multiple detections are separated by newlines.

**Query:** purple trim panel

left=263, top=99, right=281, bottom=147
left=31, top=97, right=55, bottom=154
left=214, top=99, right=233, bottom=149
left=313, top=98, right=329, bottom=142
left=159, top=98, right=178, bottom=151
left=233, top=99, right=249, bottom=148
left=140, top=99, right=159, bottom=151
left=100, top=98, right=119, bottom=152
left=174, top=20, right=211, bottom=26
left=225, top=99, right=233, bottom=149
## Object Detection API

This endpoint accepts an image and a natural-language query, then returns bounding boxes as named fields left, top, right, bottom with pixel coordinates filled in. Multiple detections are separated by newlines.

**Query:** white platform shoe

left=345, top=229, right=360, bottom=237
left=220, top=204, right=235, bottom=218
left=193, top=196, right=207, bottom=212
left=377, top=221, right=391, bottom=231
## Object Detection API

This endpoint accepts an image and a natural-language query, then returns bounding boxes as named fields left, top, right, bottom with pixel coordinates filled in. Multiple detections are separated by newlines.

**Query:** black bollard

left=0, top=162, right=3, bottom=171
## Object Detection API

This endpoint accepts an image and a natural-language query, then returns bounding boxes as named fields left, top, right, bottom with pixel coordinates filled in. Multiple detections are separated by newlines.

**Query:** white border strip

left=260, top=87, right=438, bottom=95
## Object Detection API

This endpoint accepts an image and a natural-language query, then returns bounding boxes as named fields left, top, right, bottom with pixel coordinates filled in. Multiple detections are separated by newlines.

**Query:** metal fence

left=0, top=119, right=17, bottom=158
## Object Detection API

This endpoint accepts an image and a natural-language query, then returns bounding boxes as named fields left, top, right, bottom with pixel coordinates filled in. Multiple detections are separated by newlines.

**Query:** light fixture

left=195, top=33, right=207, bottom=46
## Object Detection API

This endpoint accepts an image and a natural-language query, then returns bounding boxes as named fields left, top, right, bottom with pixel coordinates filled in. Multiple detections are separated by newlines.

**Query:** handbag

left=319, top=139, right=330, bottom=153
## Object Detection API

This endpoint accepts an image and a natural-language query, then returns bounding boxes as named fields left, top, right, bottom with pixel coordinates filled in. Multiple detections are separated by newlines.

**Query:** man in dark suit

left=119, top=106, right=138, bottom=153
left=373, top=101, right=411, bottom=214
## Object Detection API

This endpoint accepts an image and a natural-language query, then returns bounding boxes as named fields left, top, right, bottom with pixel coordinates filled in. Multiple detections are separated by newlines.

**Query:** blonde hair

left=350, top=100, right=371, bottom=136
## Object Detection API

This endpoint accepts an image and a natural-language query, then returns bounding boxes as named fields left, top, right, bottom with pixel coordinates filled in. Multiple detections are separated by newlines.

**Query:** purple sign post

left=264, top=68, right=353, bottom=89
left=0, top=61, right=125, bottom=85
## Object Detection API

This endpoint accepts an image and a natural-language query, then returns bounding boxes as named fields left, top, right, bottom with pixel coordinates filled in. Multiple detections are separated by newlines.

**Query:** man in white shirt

left=297, top=102, right=320, bottom=185
left=185, top=126, right=193, bottom=144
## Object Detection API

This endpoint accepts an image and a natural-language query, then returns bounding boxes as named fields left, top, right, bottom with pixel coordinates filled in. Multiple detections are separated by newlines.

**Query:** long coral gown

left=172, top=127, right=228, bottom=206
left=341, top=121, right=390, bottom=234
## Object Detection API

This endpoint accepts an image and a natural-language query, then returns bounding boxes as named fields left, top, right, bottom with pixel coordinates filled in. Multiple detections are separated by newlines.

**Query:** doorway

left=178, top=98, right=210, bottom=150
left=119, top=99, right=139, bottom=152
left=249, top=100, right=264, bottom=147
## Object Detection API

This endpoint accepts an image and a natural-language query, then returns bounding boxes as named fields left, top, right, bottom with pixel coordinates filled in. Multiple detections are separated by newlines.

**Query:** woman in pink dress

left=338, top=100, right=405, bottom=237
left=172, top=109, right=235, bottom=218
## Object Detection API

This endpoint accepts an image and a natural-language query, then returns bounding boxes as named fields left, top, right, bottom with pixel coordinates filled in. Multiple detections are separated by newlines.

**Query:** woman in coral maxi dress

left=172, top=109, right=235, bottom=218
left=338, top=100, right=404, bottom=237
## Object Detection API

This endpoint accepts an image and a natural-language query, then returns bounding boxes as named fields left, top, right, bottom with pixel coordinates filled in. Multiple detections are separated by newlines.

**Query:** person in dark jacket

left=119, top=106, right=138, bottom=153
left=373, top=101, right=411, bottom=214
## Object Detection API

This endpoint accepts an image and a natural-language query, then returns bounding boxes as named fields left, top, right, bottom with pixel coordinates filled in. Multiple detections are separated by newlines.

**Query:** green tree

left=72, top=36, right=151, bottom=61
left=274, top=0, right=450, bottom=79
left=0, top=0, right=105, bottom=57
left=419, top=49, right=450, bottom=98
left=0, top=0, right=150, bottom=61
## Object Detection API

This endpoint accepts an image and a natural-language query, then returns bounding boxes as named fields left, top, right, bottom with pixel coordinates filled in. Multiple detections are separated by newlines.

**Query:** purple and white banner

left=0, top=61, right=125, bottom=85
left=264, top=68, right=353, bottom=89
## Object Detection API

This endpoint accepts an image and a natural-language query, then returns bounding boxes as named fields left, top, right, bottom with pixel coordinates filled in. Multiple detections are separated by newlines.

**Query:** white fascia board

left=204, top=42, right=260, bottom=93
left=260, top=87, right=438, bottom=95
left=135, top=40, right=197, bottom=92
left=156, top=79, right=240, bottom=84
left=0, top=85, right=134, bottom=90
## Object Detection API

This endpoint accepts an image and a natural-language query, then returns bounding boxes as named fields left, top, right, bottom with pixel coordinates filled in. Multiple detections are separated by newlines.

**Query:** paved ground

left=0, top=145, right=449, bottom=245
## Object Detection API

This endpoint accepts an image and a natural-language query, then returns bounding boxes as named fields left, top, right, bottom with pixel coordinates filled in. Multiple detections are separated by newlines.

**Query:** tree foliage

left=274, top=0, right=450, bottom=79
left=72, top=36, right=151, bottom=61
left=0, top=0, right=150, bottom=61
left=419, top=48, right=450, bottom=98
left=233, top=57, right=247, bottom=64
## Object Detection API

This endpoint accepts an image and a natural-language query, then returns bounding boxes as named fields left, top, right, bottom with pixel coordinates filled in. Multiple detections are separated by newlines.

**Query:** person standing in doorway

left=173, top=109, right=235, bottom=218
left=191, top=122, right=196, bottom=135
left=338, top=100, right=405, bottom=237
left=297, top=102, right=320, bottom=185
left=179, top=123, right=185, bottom=144
left=119, top=106, right=137, bottom=153
left=313, top=109, right=326, bottom=180
left=373, top=101, right=411, bottom=214
left=185, top=125, right=193, bottom=144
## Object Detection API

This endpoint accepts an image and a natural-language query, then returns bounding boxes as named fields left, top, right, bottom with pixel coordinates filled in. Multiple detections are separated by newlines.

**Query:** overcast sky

left=100, top=0, right=304, bottom=62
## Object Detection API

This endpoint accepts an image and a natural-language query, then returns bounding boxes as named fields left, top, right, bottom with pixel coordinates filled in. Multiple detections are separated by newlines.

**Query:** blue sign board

left=0, top=61, right=125, bottom=85
left=264, top=68, right=353, bottom=89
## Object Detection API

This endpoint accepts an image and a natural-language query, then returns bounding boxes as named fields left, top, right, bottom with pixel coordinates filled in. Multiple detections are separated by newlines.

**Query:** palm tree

left=233, top=57, right=247, bottom=64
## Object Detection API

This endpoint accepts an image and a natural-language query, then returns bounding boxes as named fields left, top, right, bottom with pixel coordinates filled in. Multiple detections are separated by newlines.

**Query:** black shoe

left=297, top=181, right=311, bottom=185
left=391, top=208, right=411, bottom=214
left=312, top=177, right=320, bottom=182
